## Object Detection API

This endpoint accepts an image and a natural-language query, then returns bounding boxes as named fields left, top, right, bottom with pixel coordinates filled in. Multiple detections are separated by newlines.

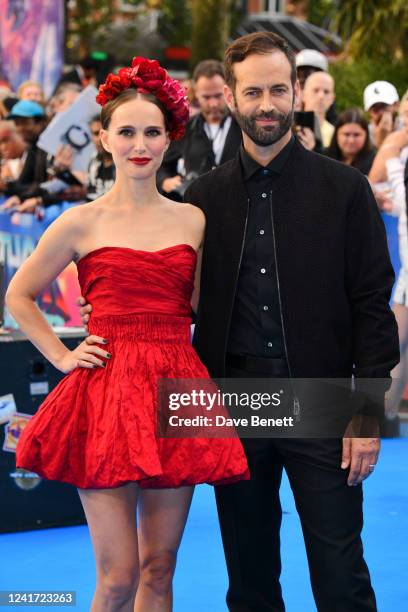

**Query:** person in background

left=326, top=108, right=376, bottom=175
left=157, top=59, right=241, bottom=200
left=47, top=82, right=82, bottom=117
left=369, top=90, right=408, bottom=436
left=302, top=70, right=335, bottom=148
left=0, top=120, right=27, bottom=187
left=295, top=48, right=328, bottom=90
left=1, top=97, right=87, bottom=214
left=363, top=81, right=400, bottom=149
left=180, top=78, right=200, bottom=118
left=0, top=86, right=13, bottom=114
left=0, top=100, right=48, bottom=210
left=295, top=48, right=337, bottom=126
left=87, top=115, right=115, bottom=200
left=17, top=80, right=45, bottom=105
left=55, top=55, right=99, bottom=90
left=0, top=94, right=19, bottom=120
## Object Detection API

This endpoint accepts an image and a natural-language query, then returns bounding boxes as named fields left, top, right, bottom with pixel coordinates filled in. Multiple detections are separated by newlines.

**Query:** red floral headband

left=96, top=57, right=190, bottom=140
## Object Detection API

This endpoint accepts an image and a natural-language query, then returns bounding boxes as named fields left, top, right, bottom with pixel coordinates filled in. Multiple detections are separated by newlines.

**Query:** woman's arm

left=5, top=207, right=108, bottom=373
left=385, top=152, right=407, bottom=218
left=369, top=130, right=408, bottom=184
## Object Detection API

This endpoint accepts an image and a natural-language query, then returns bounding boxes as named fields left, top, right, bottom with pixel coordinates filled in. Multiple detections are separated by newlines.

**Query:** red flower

left=96, top=57, right=190, bottom=140
left=117, top=67, right=133, bottom=88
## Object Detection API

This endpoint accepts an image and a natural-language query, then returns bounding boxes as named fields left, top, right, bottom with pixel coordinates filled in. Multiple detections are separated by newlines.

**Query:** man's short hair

left=224, top=32, right=297, bottom=91
left=192, top=59, right=225, bottom=83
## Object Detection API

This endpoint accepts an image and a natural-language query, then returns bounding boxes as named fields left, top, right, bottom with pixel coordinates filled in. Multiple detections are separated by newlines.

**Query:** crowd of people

left=0, top=80, right=114, bottom=214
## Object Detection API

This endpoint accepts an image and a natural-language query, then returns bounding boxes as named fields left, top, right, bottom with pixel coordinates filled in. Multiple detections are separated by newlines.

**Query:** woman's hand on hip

left=55, top=335, right=110, bottom=374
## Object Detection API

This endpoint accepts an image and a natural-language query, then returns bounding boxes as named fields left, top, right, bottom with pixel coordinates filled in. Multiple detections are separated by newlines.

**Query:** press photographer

left=157, top=59, right=241, bottom=201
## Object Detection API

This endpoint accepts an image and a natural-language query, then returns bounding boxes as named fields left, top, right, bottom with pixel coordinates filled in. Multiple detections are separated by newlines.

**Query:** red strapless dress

left=16, top=244, right=249, bottom=489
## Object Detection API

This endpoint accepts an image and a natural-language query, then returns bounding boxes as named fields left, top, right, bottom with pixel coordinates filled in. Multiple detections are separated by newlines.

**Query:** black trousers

left=214, top=361, right=377, bottom=612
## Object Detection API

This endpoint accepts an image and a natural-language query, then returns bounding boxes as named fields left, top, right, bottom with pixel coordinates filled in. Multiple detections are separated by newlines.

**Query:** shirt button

left=263, top=169, right=269, bottom=175
left=261, top=192, right=267, bottom=198
left=260, top=268, right=266, bottom=274
left=259, top=229, right=265, bottom=235
left=267, top=342, right=273, bottom=348
left=263, top=305, right=269, bottom=311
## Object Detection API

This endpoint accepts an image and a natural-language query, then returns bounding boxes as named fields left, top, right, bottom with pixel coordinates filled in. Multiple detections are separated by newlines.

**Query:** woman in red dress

left=6, top=58, right=249, bottom=612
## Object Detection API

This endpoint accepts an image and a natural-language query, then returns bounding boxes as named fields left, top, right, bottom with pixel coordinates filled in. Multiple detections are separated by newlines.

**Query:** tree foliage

left=157, top=0, right=192, bottom=47
left=190, top=0, right=234, bottom=68
left=307, top=0, right=337, bottom=29
left=71, top=0, right=116, bottom=57
left=330, top=58, right=408, bottom=112
left=333, top=0, right=408, bottom=62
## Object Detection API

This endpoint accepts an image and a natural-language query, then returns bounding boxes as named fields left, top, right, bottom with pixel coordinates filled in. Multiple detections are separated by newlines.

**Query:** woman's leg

left=78, top=483, right=139, bottom=612
left=385, top=303, right=408, bottom=419
left=135, top=486, right=194, bottom=612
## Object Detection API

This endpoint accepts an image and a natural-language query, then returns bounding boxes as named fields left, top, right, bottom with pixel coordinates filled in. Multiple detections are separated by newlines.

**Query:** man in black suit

left=157, top=59, right=241, bottom=200
left=184, top=32, right=399, bottom=612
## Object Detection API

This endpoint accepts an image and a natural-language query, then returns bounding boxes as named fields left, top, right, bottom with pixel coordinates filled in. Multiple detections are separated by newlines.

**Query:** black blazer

left=157, top=113, right=242, bottom=189
left=185, top=139, right=399, bottom=384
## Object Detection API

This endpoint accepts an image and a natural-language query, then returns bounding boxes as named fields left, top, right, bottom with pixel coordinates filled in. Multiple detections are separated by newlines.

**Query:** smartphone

left=294, top=111, right=315, bottom=131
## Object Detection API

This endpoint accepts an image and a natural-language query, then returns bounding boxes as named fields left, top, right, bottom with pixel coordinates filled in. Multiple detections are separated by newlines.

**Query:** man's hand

left=341, top=416, right=380, bottom=486
left=77, top=296, right=92, bottom=332
left=295, top=126, right=316, bottom=151
left=162, top=175, right=183, bottom=193
left=54, top=144, right=74, bottom=171
left=374, top=111, right=394, bottom=147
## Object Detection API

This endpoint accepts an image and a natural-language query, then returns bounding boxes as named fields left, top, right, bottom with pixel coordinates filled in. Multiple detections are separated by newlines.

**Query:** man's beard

left=234, top=102, right=294, bottom=147
left=203, top=105, right=229, bottom=123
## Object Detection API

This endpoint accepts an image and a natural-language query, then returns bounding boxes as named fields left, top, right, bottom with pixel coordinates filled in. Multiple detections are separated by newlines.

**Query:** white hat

left=363, top=81, right=399, bottom=111
left=295, top=49, right=328, bottom=72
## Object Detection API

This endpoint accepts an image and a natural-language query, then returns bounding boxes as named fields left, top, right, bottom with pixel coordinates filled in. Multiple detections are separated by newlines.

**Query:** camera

left=168, top=172, right=200, bottom=202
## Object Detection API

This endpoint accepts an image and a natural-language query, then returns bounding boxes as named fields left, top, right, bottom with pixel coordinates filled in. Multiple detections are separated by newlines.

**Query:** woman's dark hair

left=326, top=108, right=373, bottom=167
left=100, top=88, right=171, bottom=131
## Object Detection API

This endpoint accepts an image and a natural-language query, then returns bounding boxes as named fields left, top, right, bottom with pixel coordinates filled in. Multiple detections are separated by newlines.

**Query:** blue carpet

left=1, top=439, right=407, bottom=611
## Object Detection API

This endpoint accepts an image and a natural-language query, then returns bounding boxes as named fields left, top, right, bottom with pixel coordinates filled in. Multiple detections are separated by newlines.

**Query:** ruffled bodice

left=77, top=244, right=196, bottom=318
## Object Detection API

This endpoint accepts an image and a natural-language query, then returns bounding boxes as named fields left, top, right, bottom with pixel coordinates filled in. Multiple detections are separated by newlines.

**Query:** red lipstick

left=129, top=157, right=151, bottom=165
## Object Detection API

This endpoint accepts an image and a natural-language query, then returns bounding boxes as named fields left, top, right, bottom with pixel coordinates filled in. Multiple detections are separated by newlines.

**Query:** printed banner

left=0, top=205, right=82, bottom=328
left=38, top=86, right=99, bottom=172
left=0, top=0, right=64, bottom=97
left=3, top=411, right=31, bottom=453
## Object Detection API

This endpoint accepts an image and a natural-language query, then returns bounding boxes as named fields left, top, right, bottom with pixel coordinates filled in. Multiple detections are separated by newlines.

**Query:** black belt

left=226, top=353, right=288, bottom=375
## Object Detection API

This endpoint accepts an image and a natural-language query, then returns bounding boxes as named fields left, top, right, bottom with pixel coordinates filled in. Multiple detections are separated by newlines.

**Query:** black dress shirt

left=227, top=136, right=295, bottom=358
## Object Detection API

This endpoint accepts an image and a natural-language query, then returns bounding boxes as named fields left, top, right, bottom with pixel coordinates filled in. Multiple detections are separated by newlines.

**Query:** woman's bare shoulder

left=55, top=198, right=106, bottom=232
left=172, top=201, right=206, bottom=229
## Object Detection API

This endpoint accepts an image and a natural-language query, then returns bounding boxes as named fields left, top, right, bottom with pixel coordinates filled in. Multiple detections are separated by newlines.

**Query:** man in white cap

left=303, top=71, right=335, bottom=148
left=295, top=49, right=328, bottom=89
left=295, top=48, right=336, bottom=150
left=363, top=81, right=400, bottom=148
